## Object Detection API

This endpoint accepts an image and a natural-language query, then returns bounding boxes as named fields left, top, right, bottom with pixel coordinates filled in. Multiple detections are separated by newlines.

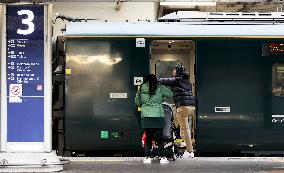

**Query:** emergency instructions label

left=6, top=4, right=44, bottom=142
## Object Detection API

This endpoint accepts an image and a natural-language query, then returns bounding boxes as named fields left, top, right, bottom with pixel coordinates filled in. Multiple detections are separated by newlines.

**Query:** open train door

left=149, top=40, right=196, bottom=147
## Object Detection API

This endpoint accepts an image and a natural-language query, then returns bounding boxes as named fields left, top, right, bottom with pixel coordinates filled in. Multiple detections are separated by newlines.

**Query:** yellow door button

left=66, top=69, right=72, bottom=75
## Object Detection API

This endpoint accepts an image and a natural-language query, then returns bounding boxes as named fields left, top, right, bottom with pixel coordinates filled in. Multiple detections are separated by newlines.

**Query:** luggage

left=161, top=103, right=176, bottom=160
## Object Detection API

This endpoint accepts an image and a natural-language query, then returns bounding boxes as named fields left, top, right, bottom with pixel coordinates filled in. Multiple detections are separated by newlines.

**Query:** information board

left=6, top=5, right=44, bottom=142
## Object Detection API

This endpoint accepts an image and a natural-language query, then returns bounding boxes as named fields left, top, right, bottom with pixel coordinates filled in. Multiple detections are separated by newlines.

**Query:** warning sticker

left=9, top=84, right=22, bottom=103
left=134, top=77, right=143, bottom=86
left=9, top=84, right=22, bottom=97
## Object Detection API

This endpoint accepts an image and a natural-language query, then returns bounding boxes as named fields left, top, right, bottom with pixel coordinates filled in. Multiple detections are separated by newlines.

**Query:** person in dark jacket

left=135, top=74, right=173, bottom=164
left=158, top=65, right=196, bottom=158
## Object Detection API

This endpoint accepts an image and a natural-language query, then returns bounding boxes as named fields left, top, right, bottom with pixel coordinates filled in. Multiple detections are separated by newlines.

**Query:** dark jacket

left=158, top=77, right=196, bottom=107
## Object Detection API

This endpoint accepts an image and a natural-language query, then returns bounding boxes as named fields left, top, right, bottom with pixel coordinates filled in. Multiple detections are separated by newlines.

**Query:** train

left=52, top=11, right=284, bottom=156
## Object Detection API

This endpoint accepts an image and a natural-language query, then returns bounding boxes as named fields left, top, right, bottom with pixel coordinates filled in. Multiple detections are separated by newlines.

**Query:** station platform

left=62, top=157, right=284, bottom=173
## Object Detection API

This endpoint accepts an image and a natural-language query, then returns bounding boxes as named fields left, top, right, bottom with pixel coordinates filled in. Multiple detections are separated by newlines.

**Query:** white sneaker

left=160, top=157, right=169, bottom=164
left=183, top=151, right=194, bottom=158
left=143, top=157, right=151, bottom=164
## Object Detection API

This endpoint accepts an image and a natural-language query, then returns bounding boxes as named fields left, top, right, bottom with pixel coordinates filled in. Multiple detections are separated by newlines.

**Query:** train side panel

left=64, top=38, right=149, bottom=152
left=196, top=38, right=284, bottom=153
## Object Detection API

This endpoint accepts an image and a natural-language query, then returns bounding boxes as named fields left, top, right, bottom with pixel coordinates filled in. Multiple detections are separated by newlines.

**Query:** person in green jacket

left=135, top=74, right=173, bottom=164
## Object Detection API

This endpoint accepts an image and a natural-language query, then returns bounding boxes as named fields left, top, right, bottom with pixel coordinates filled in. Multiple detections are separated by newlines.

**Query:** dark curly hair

left=174, top=65, right=189, bottom=80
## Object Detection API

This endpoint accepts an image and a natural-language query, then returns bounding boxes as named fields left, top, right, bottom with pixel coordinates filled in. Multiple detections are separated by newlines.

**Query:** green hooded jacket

left=135, top=82, right=173, bottom=118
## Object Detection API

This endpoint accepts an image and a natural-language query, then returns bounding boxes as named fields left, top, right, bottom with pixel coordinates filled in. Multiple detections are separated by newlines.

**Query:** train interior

left=149, top=40, right=196, bottom=145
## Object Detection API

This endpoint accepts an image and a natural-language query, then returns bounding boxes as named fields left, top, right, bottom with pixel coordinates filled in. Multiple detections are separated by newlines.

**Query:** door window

left=272, top=63, right=284, bottom=97
left=156, top=60, right=180, bottom=78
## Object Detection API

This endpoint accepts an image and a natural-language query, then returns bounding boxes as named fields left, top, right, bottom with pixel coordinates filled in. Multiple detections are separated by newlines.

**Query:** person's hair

left=144, top=74, right=158, bottom=97
left=174, top=65, right=189, bottom=80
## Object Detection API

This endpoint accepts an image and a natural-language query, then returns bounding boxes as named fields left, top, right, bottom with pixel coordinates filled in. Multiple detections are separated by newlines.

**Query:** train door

left=149, top=40, right=196, bottom=144
left=272, top=63, right=284, bottom=124
left=265, top=42, right=284, bottom=151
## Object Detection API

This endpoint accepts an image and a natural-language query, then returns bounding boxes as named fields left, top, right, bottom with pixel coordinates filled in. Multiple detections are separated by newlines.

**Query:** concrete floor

left=62, top=157, right=284, bottom=173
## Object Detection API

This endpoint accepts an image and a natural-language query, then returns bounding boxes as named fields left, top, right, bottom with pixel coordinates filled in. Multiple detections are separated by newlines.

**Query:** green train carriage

left=52, top=12, right=284, bottom=156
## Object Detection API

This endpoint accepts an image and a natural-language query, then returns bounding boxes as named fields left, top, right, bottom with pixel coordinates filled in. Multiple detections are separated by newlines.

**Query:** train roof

left=65, top=22, right=284, bottom=38
left=158, top=11, right=284, bottom=22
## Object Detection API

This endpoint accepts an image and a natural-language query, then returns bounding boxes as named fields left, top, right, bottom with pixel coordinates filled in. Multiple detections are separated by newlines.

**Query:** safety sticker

left=9, top=84, right=22, bottom=103
left=136, top=38, right=145, bottom=47
left=134, top=77, right=143, bottom=86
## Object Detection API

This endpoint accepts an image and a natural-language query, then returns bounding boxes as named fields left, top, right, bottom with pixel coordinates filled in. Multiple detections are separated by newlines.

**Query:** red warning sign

left=11, top=86, right=21, bottom=95
left=9, top=84, right=22, bottom=97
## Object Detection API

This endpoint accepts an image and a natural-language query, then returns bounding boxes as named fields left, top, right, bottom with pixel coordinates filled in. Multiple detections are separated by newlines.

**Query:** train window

left=272, top=63, right=284, bottom=97
left=155, top=61, right=178, bottom=78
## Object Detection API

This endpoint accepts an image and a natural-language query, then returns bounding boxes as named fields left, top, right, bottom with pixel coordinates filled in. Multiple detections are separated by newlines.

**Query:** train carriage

left=52, top=12, right=284, bottom=156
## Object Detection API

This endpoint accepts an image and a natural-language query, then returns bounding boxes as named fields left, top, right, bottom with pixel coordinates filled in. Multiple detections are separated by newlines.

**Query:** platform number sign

left=6, top=5, right=45, bottom=142
left=16, top=10, right=35, bottom=35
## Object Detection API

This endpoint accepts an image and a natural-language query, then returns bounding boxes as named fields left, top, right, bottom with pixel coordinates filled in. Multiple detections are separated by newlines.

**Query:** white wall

left=51, top=2, right=159, bottom=37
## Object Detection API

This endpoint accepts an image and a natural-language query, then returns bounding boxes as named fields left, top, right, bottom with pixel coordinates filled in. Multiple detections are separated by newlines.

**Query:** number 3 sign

left=17, top=10, right=35, bottom=35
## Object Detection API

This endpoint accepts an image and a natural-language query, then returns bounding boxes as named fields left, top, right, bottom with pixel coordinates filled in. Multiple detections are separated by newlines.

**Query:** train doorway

left=149, top=40, right=196, bottom=146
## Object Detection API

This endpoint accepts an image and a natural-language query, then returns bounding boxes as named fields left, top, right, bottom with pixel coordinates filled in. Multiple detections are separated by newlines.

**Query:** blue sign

left=6, top=5, right=44, bottom=142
